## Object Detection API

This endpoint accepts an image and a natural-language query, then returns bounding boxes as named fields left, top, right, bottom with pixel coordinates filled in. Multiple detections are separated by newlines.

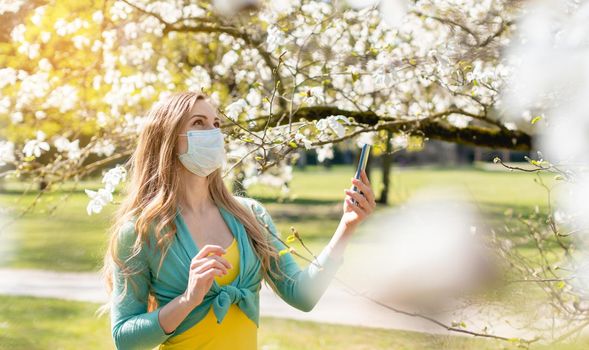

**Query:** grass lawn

left=0, top=164, right=555, bottom=272
left=1, top=294, right=587, bottom=350
left=0, top=295, right=513, bottom=350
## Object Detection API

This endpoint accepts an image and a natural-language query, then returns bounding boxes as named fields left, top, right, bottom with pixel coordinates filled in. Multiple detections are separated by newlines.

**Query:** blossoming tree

left=0, top=0, right=533, bottom=213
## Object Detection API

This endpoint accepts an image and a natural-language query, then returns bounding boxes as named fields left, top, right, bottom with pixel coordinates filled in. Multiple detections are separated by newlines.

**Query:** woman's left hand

left=342, top=169, right=376, bottom=228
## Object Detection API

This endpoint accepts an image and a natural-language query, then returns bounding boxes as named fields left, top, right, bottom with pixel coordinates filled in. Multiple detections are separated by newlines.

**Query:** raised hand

left=342, top=169, right=376, bottom=228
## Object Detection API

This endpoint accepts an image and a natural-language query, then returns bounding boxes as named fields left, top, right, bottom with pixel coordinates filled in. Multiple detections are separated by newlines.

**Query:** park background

left=1, top=0, right=589, bottom=349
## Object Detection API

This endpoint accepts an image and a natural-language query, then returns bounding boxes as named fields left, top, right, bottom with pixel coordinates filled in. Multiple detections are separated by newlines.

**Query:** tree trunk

left=296, top=149, right=307, bottom=169
left=379, top=130, right=393, bottom=204
left=39, top=177, right=48, bottom=191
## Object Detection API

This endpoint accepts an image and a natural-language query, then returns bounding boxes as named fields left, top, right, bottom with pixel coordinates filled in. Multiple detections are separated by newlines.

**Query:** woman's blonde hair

left=97, top=91, right=286, bottom=316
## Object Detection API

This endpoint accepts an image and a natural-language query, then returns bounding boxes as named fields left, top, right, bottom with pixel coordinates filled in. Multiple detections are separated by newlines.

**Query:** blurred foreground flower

left=343, top=188, right=496, bottom=309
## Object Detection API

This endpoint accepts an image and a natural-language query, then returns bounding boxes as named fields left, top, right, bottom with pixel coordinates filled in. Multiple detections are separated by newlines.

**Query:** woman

left=100, top=91, right=377, bottom=350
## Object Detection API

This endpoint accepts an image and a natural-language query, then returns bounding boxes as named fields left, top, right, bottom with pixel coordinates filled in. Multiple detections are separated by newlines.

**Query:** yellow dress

left=159, top=237, right=257, bottom=349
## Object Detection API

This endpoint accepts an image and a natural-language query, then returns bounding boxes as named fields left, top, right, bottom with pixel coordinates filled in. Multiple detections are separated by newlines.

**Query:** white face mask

left=178, top=128, right=227, bottom=177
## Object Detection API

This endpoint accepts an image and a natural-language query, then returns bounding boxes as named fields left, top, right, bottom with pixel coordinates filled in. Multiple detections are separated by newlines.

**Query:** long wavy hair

left=97, top=91, right=286, bottom=316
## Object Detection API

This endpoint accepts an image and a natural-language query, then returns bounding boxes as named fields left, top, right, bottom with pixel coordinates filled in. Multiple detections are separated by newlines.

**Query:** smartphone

left=351, top=143, right=371, bottom=205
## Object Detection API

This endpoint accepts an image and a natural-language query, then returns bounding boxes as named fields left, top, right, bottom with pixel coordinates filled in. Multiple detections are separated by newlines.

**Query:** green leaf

left=531, top=116, right=542, bottom=124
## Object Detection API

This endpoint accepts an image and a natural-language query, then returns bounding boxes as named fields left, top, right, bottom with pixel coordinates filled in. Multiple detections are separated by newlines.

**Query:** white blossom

left=0, top=67, right=17, bottom=89
left=102, top=165, right=127, bottom=192
left=186, top=66, right=211, bottom=91
left=10, top=24, right=26, bottom=43
left=0, top=0, right=25, bottom=15
left=378, top=0, right=409, bottom=28
left=17, top=42, right=40, bottom=59
left=35, top=111, right=46, bottom=120
left=294, top=132, right=313, bottom=149
left=356, top=131, right=376, bottom=147
left=92, top=10, right=104, bottom=24
left=84, top=188, right=113, bottom=215
left=447, top=114, right=472, bottom=128
left=72, top=35, right=90, bottom=49
left=40, top=31, right=51, bottom=43
left=11, top=111, right=23, bottom=124
left=44, top=85, right=78, bottom=113
left=84, top=165, right=127, bottom=215
left=266, top=25, right=286, bottom=52
left=54, top=18, right=87, bottom=37
left=214, top=50, right=240, bottom=76
left=38, top=58, right=52, bottom=72
left=373, top=67, right=396, bottom=89
left=0, top=96, right=10, bottom=114
left=23, top=131, right=50, bottom=158
left=225, top=99, right=247, bottom=121
left=0, top=141, right=15, bottom=166
left=316, top=115, right=351, bottom=139
left=92, top=139, right=116, bottom=157
left=391, top=133, right=409, bottom=149
left=246, top=88, right=262, bottom=107
left=316, top=143, right=334, bottom=163
left=269, top=0, right=296, bottom=15
left=53, top=136, right=81, bottom=160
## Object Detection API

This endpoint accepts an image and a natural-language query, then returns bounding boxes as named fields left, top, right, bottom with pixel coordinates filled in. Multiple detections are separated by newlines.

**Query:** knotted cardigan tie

left=211, top=284, right=257, bottom=324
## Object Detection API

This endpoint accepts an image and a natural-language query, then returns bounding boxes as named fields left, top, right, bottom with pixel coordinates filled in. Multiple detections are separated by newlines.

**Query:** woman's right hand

left=182, top=244, right=233, bottom=309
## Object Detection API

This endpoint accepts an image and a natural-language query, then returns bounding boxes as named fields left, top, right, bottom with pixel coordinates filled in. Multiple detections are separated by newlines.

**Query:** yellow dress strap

left=214, top=238, right=238, bottom=285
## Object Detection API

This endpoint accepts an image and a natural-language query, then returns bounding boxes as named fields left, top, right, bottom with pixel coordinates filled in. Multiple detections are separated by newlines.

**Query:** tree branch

left=252, top=106, right=532, bottom=151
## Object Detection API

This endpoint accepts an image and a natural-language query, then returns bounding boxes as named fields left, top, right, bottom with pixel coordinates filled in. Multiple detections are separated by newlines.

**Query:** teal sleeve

left=110, top=221, right=176, bottom=350
left=253, top=200, right=344, bottom=312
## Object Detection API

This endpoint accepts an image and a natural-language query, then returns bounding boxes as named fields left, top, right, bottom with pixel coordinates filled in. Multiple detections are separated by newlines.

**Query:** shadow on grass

left=252, top=195, right=342, bottom=206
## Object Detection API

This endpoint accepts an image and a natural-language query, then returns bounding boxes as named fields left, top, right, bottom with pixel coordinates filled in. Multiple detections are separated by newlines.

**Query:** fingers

left=351, top=177, right=376, bottom=206
left=345, top=189, right=372, bottom=212
left=192, top=257, right=230, bottom=274
left=200, top=267, right=225, bottom=280
left=191, top=254, right=233, bottom=270
left=361, top=169, right=371, bottom=186
left=195, top=244, right=226, bottom=259
left=345, top=197, right=368, bottom=217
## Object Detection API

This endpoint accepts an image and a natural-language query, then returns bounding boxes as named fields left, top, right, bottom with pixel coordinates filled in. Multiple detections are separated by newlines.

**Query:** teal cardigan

left=110, top=196, right=344, bottom=350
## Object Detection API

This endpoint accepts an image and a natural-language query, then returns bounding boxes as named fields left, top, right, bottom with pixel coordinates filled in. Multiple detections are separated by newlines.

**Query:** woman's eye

left=193, top=120, right=202, bottom=125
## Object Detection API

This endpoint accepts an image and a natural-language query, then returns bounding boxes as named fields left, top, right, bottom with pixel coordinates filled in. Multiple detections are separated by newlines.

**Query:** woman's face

left=176, top=98, right=223, bottom=155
